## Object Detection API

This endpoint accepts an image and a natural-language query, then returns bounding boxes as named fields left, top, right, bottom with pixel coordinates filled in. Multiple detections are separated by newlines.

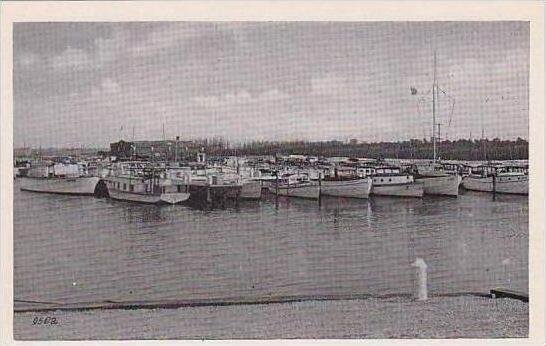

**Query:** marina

left=13, top=149, right=530, bottom=205
left=9, top=20, right=533, bottom=340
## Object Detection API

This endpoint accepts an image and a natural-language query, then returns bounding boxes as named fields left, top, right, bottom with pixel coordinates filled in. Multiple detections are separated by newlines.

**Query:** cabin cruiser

left=105, top=162, right=190, bottom=204
left=410, top=162, right=462, bottom=197
left=318, top=165, right=373, bottom=199
left=20, top=161, right=100, bottom=195
left=462, top=164, right=528, bottom=195
left=365, top=165, right=424, bottom=198
left=270, top=172, right=320, bottom=199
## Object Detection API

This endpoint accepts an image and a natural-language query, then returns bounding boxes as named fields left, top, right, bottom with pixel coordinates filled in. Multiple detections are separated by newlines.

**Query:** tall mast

left=432, top=51, right=437, bottom=165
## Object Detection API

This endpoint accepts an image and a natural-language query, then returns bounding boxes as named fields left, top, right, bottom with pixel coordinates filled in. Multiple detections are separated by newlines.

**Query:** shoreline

left=14, top=295, right=528, bottom=340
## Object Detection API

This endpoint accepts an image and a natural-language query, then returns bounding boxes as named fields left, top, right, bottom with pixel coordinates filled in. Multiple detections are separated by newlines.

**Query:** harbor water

left=14, top=179, right=528, bottom=309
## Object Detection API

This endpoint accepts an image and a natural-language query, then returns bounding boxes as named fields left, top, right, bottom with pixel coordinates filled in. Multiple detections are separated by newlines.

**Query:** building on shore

left=109, top=139, right=204, bottom=161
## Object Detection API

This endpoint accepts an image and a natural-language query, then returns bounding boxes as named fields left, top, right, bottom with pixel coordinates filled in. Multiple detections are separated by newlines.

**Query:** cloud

left=18, top=53, right=38, bottom=67
left=89, top=78, right=121, bottom=99
left=101, top=78, right=121, bottom=94
left=129, top=25, right=202, bottom=58
left=51, top=47, right=93, bottom=70
left=310, top=75, right=349, bottom=96
left=191, top=89, right=288, bottom=108
left=94, top=32, right=128, bottom=65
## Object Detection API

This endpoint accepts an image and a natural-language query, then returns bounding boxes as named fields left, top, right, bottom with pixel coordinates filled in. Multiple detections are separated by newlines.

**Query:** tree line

left=204, top=138, right=528, bottom=161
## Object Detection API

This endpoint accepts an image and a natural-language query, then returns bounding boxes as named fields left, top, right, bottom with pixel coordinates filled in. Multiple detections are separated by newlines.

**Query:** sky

left=13, top=22, right=529, bottom=148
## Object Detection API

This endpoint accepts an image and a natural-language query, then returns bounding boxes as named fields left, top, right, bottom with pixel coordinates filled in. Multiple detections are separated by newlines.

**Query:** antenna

left=481, top=98, right=488, bottom=161
left=432, top=51, right=437, bottom=165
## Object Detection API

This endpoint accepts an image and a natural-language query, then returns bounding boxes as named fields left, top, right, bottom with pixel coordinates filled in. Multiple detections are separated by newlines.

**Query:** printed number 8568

left=32, top=316, right=58, bottom=325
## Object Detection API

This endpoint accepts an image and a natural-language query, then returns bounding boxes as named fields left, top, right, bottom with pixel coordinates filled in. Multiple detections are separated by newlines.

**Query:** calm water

left=14, top=179, right=528, bottom=308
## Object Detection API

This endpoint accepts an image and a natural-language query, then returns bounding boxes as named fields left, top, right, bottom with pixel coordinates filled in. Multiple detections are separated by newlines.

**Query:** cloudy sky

left=14, top=22, right=529, bottom=148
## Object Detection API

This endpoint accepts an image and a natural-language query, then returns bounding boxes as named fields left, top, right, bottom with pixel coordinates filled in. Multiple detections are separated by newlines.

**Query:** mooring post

left=318, top=172, right=322, bottom=207
left=287, top=175, right=290, bottom=197
left=492, top=174, right=497, bottom=194
left=275, top=171, right=279, bottom=208
left=412, top=258, right=428, bottom=301
left=206, top=186, right=212, bottom=204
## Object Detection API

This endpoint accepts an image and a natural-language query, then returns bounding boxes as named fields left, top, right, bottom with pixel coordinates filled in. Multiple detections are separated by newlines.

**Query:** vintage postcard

left=0, top=1, right=544, bottom=344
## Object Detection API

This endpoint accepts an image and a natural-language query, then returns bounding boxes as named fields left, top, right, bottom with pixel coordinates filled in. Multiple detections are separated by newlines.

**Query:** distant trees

left=15, top=138, right=528, bottom=162
left=208, top=138, right=528, bottom=160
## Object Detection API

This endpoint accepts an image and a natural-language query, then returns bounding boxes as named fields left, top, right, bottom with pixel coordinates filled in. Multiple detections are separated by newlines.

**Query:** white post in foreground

left=412, top=258, right=428, bottom=301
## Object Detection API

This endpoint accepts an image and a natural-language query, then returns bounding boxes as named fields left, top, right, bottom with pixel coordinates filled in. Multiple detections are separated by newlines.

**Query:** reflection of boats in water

left=106, top=162, right=190, bottom=204
left=462, top=164, right=528, bottom=195
left=270, top=173, right=320, bottom=199
left=20, top=162, right=100, bottom=195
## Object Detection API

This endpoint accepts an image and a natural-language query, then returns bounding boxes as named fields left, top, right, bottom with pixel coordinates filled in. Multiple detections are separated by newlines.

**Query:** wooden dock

left=490, top=288, right=528, bottom=302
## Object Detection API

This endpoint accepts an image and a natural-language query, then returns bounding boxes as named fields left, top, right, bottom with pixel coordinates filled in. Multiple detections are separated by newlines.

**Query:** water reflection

left=14, top=181, right=529, bottom=306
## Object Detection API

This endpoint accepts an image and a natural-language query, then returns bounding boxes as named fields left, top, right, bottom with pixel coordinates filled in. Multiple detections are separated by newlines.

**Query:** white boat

left=20, top=162, right=100, bottom=195
left=106, top=162, right=190, bottom=204
left=416, top=174, right=462, bottom=196
left=320, top=177, right=372, bottom=199
left=462, top=165, right=528, bottom=195
left=368, top=166, right=424, bottom=198
left=213, top=167, right=262, bottom=200
left=413, top=163, right=462, bottom=197
left=270, top=173, right=320, bottom=199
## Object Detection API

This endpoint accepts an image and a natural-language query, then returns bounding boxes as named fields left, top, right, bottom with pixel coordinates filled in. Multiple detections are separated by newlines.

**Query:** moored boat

left=368, top=166, right=424, bottom=198
left=270, top=173, right=320, bottom=199
left=409, top=52, right=461, bottom=197
left=20, top=162, right=100, bottom=195
left=462, top=164, right=528, bottom=195
left=106, top=162, right=190, bottom=204
left=412, top=163, right=462, bottom=197
left=320, top=176, right=372, bottom=199
left=415, top=174, right=462, bottom=196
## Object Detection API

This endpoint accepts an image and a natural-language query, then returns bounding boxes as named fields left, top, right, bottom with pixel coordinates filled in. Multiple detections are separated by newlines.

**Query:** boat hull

left=240, top=180, right=262, bottom=199
left=320, top=178, right=372, bottom=199
left=271, top=183, right=320, bottom=199
left=462, top=175, right=528, bottom=195
left=20, top=176, right=100, bottom=195
left=415, top=174, right=461, bottom=196
left=108, top=188, right=190, bottom=204
left=160, top=192, right=191, bottom=204
left=371, top=182, right=424, bottom=197
left=188, top=184, right=242, bottom=204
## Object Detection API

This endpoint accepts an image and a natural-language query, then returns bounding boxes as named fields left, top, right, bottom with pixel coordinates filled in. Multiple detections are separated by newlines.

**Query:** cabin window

left=177, top=185, right=182, bottom=193
left=117, top=182, right=120, bottom=189
left=407, top=176, right=410, bottom=180
left=123, top=183, right=126, bottom=190
left=162, top=187, right=166, bottom=193
left=380, top=178, right=384, bottom=182
left=129, top=184, right=134, bottom=192
left=389, top=178, right=392, bottom=182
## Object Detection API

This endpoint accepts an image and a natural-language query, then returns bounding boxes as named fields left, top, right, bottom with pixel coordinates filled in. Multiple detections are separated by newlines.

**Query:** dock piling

left=412, top=258, right=428, bottom=301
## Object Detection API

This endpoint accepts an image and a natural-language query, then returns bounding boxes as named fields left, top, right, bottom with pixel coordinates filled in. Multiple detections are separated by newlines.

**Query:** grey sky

left=14, top=22, right=529, bottom=148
